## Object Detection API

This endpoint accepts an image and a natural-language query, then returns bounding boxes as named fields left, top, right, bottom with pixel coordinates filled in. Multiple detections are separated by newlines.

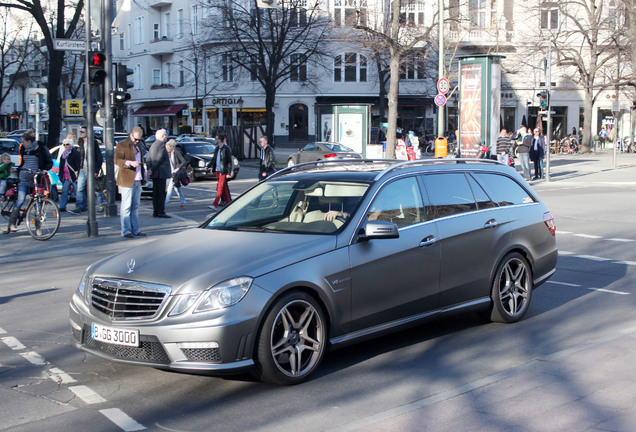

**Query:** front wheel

left=185, top=164, right=196, bottom=183
left=487, top=252, right=533, bottom=323
left=252, top=291, right=327, bottom=385
left=287, top=159, right=295, bottom=167
left=26, top=197, right=60, bottom=241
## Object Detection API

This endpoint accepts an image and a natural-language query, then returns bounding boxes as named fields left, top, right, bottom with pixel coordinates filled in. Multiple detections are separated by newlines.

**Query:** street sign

left=437, top=78, right=450, bottom=94
left=434, top=94, right=447, bottom=107
left=54, top=39, right=87, bottom=51
left=537, top=111, right=556, bottom=115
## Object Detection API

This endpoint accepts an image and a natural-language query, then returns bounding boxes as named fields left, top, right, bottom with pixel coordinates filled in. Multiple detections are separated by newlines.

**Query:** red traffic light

left=91, top=52, right=106, bottom=67
left=88, top=51, right=107, bottom=85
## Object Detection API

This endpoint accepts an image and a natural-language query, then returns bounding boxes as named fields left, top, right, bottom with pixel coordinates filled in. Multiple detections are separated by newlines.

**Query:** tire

left=486, top=252, right=533, bottom=323
left=26, top=197, right=60, bottom=241
left=287, top=159, right=295, bottom=167
left=252, top=291, right=327, bottom=385
left=185, top=164, right=196, bottom=183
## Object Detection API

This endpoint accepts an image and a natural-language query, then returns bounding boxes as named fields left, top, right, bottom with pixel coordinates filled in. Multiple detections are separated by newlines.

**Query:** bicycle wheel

left=26, top=197, right=60, bottom=241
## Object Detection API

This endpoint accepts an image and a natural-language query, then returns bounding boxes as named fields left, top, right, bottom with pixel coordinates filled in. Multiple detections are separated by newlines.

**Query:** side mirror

left=357, top=220, right=399, bottom=241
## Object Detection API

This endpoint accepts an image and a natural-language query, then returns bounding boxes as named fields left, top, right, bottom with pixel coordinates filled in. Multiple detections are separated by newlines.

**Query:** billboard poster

left=338, top=113, right=363, bottom=154
left=321, top=114, right=333, bottom=141
left=459, top=63, right=482, bottom=158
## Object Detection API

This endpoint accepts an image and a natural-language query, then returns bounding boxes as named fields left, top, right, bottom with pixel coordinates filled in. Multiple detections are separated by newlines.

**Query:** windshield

left=184, top=143, right=216, bottom=154
left=324, top=143, right=355, bottom=152
left=206, top=179, right=370, bottom=234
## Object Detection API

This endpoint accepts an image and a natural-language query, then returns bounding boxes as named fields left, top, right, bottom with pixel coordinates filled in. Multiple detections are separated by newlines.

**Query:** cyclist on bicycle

left=5, top=129, right=52, bottom=234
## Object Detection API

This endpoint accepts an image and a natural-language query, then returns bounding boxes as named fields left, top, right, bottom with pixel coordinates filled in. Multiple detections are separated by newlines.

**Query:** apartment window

left=191, top=5, right=199, bottom=35
left=154, top=23, right=160, bottom=40
left=400, top=56, right=425, bottom=80
left=134, top=64, right=143, bottom=90
left=127, top=24, right=132, bottom=48
left=334, top=0, right=367, bottom=28
left=291, top=0, right=308, bottom=27
left=250, top=56, right=259, bottom=82
left=334, top=52, right=367, bottom=82
left=469, top=0, right=486, bottom=28
left=222, top=54, right=233, bottom=82
left=178, top=61, right=184, bottom=87
left=400, top=0, right=425, bottom=27
left=134, top=16, right=145, bottom=45
left=152, top=68, right=161, bottom=86
left=165, top=62, right=171, bottom=86
left=119, top=33, right=125, bottom=50
left=540, top=3, right=558, bottom=30
left=449, top=0, right=460, bottom=31
left=177, top=9, right=184, bottom=38
left=290, top=53, right=307, bottom=82
left=164, top=13, right=171, bottom=39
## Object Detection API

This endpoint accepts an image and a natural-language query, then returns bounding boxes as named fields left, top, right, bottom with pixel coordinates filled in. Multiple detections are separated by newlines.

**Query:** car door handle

left=419, top=236, right=437, bottom=247
left=483, top=219, right=498, bottom=229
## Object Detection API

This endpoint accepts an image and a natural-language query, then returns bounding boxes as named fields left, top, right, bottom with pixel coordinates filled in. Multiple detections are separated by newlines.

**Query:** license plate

left=91, top=323, right=139, bottom=347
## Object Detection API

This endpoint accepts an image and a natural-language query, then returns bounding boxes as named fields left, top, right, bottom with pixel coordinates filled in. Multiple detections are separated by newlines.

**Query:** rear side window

left=422, top=173, right=478, bottom=218
left=473, top=173, right=535, bottom=206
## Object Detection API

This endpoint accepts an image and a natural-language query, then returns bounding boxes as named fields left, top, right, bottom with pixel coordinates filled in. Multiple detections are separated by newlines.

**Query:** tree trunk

left=385, top=51, right=400, bottom=159
left=47, top=50, right=65, bottom=148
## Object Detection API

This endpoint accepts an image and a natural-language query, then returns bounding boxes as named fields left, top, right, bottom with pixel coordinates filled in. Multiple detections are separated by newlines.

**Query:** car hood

left=91, top=229, right=336, bottom=292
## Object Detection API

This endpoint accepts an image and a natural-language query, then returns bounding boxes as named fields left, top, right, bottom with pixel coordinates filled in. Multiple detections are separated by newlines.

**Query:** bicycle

left=1, top=168, right=60, bottom=240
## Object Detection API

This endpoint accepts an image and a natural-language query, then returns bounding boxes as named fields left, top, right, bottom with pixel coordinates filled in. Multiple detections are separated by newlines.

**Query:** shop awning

left=131, top=104, right=187, bottom=116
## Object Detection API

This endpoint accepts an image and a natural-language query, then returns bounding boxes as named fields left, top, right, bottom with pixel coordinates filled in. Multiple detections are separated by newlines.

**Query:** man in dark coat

left=528, top=127, right=545, bottom=180
left=258, top=136, right=276, bottom=181
left=146, top=128, right=171, bottom=218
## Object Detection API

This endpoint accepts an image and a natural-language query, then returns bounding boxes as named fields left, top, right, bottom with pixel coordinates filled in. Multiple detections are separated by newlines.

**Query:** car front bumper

left=68, top=288, right=262, bottom=373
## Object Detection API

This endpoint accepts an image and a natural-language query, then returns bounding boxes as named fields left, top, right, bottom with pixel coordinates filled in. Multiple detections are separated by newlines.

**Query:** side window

left=466, top=174, right=497, bottom=209
left=302, top=143, right=318, bottom=152
left=473, top=173, right=535, bottom=206
left=422, top=173, right=477, bottom=218
left=368, top=177, right=426, bottom=228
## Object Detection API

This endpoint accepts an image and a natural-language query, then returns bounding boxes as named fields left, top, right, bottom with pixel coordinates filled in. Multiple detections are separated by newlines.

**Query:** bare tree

left=355, top=0, right=436, bottom=158
left=0, top=10, right=35, bottom=116
left=201, top=0, right=332, bottom=144
left=516, top=0, right=628, bottom=153
left=0, top=0, right=84, bottom=146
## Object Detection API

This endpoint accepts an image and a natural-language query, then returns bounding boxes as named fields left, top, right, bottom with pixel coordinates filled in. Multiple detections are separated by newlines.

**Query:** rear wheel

left=26, top=197, right=60, bottom=241
left=487, top=252, right=533, bottom=323
left=186, top=164, right=196, bottom=183
left=252, top=291, right=326, bottom=385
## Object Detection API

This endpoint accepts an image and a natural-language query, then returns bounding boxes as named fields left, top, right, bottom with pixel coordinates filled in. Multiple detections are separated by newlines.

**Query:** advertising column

left=457, top=55, right=503, bottom=158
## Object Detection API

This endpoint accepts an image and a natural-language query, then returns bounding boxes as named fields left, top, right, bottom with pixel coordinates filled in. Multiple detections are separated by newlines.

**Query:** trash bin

left=435, top=137, right=448, bottom=158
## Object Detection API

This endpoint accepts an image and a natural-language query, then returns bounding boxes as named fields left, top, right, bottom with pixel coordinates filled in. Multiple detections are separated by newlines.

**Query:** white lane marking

left=575, top=255, right=611, bottom=261
left=560, top=251, right=636, bottom=266
left=586, top=287, right=630, bottom=295
left=0, top=327, right=6, bottom=334
left=1, top=336, right=26, bottom=350
left=20, top=351, right=48, bottom=365
left=546, top=281, right=581, bottom=287
left=49, top=367, right=77, bottom=384
left=99, top=408, right=146, bottom=431
left=574, top=234, right=602, bottom=239
left=608, top=238, right=635, bottom=242
left=69, top=385, right=107, bottom=404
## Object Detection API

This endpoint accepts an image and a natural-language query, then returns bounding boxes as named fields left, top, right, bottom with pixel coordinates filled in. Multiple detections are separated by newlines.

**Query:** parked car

left=69, top=158, right=557, bottom=385
left=287, top=141, right=362, bottom=166
left=175, top=140, right=240, bottom=182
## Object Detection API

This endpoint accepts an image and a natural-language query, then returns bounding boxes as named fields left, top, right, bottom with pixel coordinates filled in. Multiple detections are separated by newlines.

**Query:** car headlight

left=77, top=267, right=92, bottom=299
left=198, top=159, right=207, bottom=167
left=193, top=276, right=252, bottom=313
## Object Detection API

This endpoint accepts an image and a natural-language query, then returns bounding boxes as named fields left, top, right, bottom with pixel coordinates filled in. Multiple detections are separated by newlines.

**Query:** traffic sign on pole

left=434, top=94, right=447, bottom=106
left=437, top=78, right=450, bottom=94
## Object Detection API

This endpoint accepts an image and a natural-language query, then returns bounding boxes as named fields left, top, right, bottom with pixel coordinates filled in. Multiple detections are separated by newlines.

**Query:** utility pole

left=545, top=41, right=552, bottom=183
left=103, top=0, right=117, bottom=218
left=437, top=0, right=444, bottom=138
left=84, top=0, right=97, bottom=236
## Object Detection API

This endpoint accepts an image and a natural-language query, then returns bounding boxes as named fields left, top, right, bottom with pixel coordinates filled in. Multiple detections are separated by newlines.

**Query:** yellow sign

left=66, top=99, right=83, bottom=116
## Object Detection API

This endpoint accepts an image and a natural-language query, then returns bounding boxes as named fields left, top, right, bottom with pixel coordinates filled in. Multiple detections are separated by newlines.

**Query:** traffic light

left=89, top=51, right=107, bottom=85
left=537, top=91, right=549, bottom=109
left=113, top=63, right=134, bottom=105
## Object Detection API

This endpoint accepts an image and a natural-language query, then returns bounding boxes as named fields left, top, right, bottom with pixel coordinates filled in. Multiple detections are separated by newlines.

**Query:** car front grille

left=90, top=278, right=171, bottom=320
left=81, top=325, right=170, bottom=364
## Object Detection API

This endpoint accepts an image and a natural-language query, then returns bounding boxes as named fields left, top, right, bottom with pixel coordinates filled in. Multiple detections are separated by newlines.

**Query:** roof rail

left=268, top=159, right=397, bottom=180
left=267, top=157, right=504, bottom=181
left=373, top=158, right=503, bottom=180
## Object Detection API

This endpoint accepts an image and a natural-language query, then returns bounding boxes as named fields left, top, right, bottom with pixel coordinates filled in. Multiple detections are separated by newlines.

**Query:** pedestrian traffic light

left=89, top=51, right=107, bottom=85
left=537, top=91, right=549, bottom=109
left=113, top=63, right=134, bottom=105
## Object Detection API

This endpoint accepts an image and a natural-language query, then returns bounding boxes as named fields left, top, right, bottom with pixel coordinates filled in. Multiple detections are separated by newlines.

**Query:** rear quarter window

left=473, top=173, right=535, bottom=206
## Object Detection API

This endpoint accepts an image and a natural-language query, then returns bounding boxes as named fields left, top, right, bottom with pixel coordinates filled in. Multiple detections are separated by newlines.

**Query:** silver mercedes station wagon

left=69, top=159, right=557, bottom=385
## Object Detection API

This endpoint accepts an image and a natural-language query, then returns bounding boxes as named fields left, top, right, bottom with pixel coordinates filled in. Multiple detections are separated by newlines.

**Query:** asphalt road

left=1, top=154, right=636, bottom=431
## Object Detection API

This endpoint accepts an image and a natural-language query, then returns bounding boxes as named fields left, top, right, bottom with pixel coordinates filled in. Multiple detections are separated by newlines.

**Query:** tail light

left=323, top=153, right=338, bottom=159
left=543, top=212, right=556, bottom=236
